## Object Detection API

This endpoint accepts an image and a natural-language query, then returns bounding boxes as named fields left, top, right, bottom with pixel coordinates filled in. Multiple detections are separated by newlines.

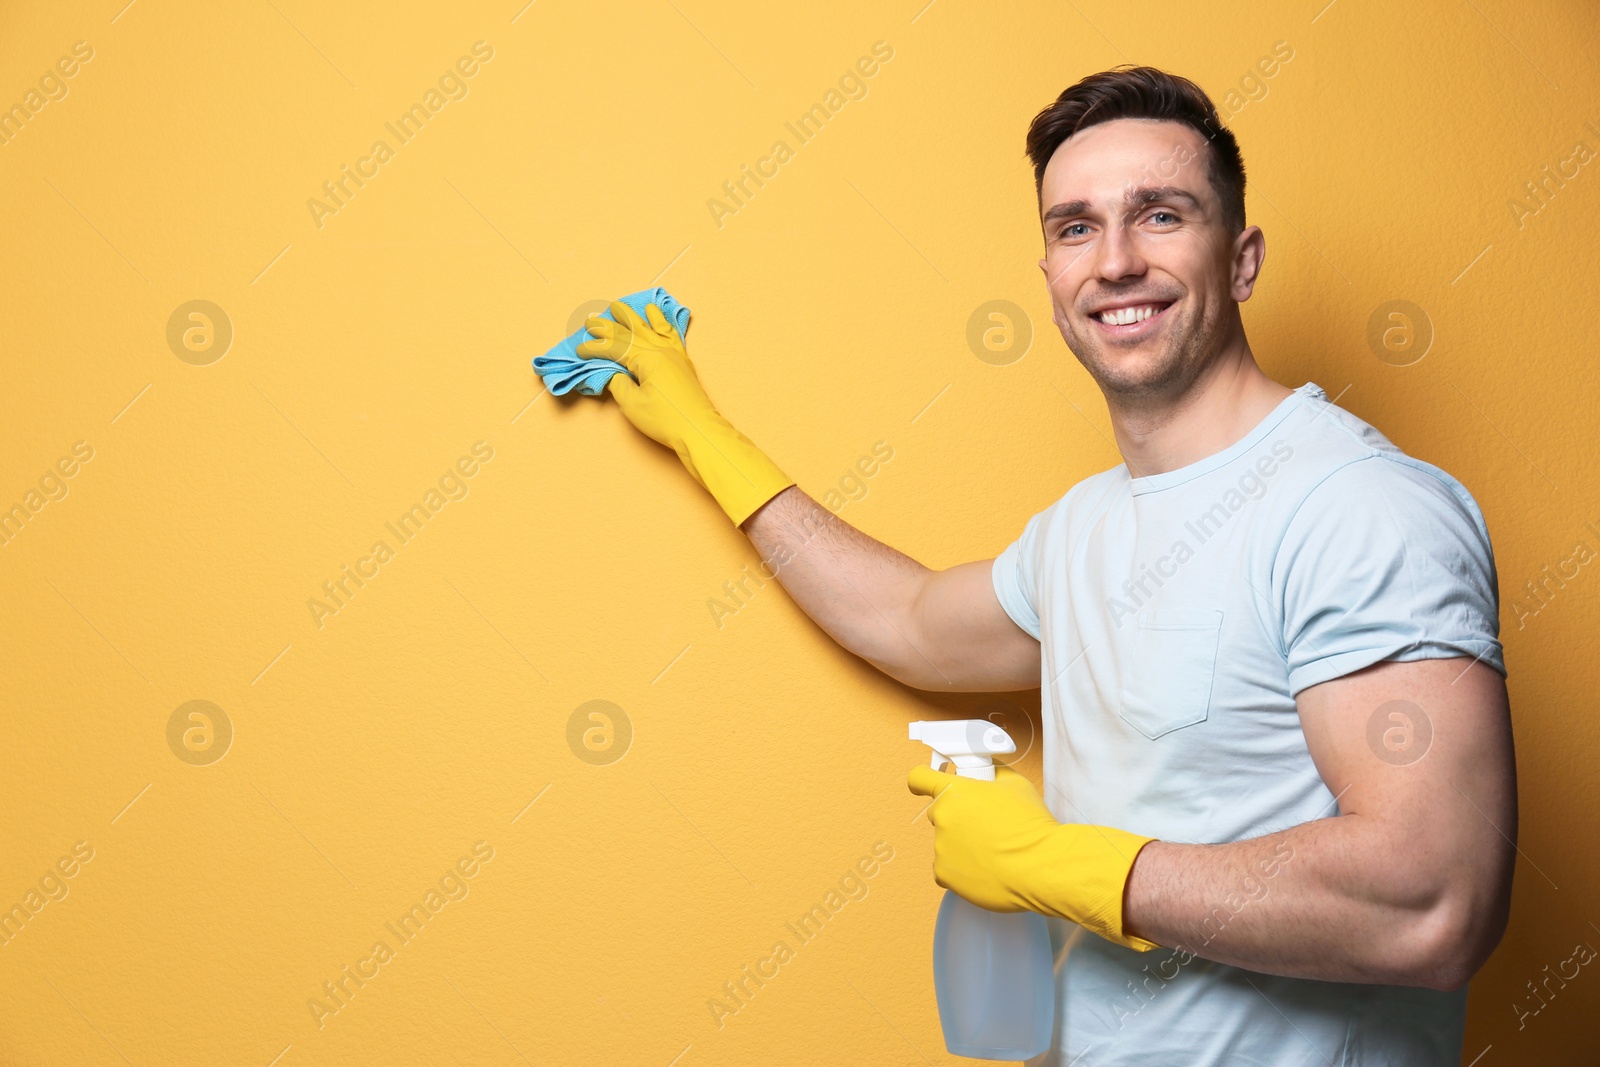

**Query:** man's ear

left=1231, top=225, right=1266, bottom=302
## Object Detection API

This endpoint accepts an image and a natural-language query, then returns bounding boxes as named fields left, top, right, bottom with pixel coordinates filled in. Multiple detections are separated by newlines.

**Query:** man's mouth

left=1087, top=300, right=1175, bottom=337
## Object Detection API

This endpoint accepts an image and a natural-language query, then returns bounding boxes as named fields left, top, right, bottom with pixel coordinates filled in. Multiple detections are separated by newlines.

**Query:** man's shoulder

left=1032, top=462, right=1129, bottom=521
left=1273, top=393, right=1488, bottom=536
left=1018, top=384, right=1488, bottom=546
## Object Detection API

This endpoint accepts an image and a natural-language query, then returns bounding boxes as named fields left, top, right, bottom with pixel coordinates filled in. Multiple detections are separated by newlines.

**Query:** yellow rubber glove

left=908, top=764, right=1160, bottom=951
left=576, top=300, right=794, bottom=527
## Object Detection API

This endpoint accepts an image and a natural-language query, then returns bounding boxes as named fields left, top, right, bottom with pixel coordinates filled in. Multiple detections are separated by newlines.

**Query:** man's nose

left=1093, top=214, right=1147, bottom=282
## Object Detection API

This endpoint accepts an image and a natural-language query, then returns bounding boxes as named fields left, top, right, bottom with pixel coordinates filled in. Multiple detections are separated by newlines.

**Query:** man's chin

left=1070, top=343, right=1187, bottom=399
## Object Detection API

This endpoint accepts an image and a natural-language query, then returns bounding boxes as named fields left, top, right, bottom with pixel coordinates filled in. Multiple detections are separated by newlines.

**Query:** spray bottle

left=910, top=719, right=1054, bottom=1060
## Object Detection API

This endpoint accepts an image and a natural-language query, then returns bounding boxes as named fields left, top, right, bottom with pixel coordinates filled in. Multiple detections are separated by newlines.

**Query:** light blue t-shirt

left=990, top=382, right=1504, bottom=1066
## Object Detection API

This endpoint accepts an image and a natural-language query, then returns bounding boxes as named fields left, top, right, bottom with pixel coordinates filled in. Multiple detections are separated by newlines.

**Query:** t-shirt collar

left=1127, top=382, right=1324, bottom=496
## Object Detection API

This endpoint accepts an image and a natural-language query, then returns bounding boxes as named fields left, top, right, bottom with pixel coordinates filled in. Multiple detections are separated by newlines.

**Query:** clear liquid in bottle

left=932, top=889, right=1055, bottom=1060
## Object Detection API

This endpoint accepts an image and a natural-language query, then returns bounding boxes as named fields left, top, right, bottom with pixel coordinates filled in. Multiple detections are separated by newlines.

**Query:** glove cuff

left=1027, top=824, right=1160, bottom=952
left=678, top=417, right=794, bottom=527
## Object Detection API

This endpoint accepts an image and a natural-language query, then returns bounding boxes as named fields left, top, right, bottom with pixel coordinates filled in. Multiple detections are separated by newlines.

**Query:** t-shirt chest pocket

left=1118, top=609, right=1223, bottom=739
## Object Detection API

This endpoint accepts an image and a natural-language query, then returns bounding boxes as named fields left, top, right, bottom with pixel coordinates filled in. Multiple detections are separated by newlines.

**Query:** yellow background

left=1, top=0, right=1596, bottom=1063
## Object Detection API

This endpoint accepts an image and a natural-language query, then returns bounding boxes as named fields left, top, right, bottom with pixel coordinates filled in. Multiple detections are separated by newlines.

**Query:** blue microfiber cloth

left=533, top=286, right=691, bottom=396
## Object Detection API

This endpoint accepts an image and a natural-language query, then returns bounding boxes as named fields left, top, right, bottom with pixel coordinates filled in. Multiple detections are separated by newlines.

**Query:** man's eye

left=1149, top=210, right=1179, bottom=224
left=1058, top=223, right=1088, bottom=239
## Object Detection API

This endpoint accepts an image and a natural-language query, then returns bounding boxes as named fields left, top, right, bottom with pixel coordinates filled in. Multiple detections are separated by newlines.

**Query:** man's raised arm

left=742, top=487, right=1041, bottom=693
left=575, top=300, right=1039, bottom=695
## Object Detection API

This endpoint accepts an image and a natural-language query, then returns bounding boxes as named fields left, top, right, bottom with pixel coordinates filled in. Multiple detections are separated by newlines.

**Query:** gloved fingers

left=605, top=369, right=641, bottom=405
left=576, top=341, right=634, bottom=370
left=908, top=765, right=959, bottom=802
left=644, top=302, right=677, bottom=339
left=609, top=302, right=663, bottom=366
left=577, top=316, right=617, bottom=355
left=992, top=765, right=1053, bottom=812
left=609, top=300, right=651, bottom=337
left=578, top=321, right=641, bottom=371
left=994, top=765, right=1037, bottom=791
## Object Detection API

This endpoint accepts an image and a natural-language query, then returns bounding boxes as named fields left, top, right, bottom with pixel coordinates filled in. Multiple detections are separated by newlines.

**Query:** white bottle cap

left=908, top=719, right=1016, bottom=781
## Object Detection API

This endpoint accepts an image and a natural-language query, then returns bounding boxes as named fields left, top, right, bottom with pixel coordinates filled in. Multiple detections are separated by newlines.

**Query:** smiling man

left=574, top=65, right=1515, bottom=1066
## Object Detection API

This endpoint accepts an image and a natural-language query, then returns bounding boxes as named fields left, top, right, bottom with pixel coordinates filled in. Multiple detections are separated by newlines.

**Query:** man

left=574, top=65, right=1515, bottom=1065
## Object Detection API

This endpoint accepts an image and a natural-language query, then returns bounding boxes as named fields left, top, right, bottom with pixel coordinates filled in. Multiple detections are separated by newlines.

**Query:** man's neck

left=1106, top=342, right=1294, bottom=479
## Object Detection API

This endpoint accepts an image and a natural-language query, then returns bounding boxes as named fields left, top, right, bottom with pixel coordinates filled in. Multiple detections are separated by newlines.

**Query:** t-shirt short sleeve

left=992, top=508, right=1047, bottom=642
left=1274, top=456, right=1505, bottom=696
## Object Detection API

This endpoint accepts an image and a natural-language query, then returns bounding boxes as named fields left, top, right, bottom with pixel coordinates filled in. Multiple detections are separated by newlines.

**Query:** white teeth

left=1097, top=304, right=1162, bottom=326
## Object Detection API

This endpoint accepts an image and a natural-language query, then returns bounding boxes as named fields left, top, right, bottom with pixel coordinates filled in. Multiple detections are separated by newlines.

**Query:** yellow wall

left=1, top=1, right=1595, bottom=1063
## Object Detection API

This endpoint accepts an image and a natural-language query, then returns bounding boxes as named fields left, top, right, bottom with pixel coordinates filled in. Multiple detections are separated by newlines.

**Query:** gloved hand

left=908, top=763, right=1159, bottom=951
left=577, top=300, right=793, bottom=527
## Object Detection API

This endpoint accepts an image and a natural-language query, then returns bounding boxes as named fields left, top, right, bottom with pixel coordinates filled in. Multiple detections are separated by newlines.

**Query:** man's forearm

left=741, top=485, right=939, bottom=685
left=1122, top=813, right=1482, bottom=990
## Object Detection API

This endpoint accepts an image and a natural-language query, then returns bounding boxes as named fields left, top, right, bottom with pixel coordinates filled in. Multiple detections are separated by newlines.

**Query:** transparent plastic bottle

left=910, top=720, right=1056, bottom=1060
left=932, top=890, right=1054, bottom=1059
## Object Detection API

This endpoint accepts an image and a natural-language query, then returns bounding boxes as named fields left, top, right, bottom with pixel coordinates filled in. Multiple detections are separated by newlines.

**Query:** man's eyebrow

left=1127, top=185, right=1202, bottom=211
left=1041, top=185, right=1203, bottom=225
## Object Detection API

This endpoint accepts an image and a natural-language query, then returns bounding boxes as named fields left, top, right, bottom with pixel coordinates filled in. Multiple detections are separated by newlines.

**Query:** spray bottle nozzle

left=909, top=719, right=1017, bottom=781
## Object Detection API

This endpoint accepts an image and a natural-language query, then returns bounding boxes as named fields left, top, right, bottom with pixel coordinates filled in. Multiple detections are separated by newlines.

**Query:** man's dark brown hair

left=1025, top=65, right=1247, bottom=236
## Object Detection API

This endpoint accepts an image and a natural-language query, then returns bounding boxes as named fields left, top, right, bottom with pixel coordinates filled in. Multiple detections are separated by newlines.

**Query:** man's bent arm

left=1120, top=657, right=1515, bottom=990
left=742, top=486, right=1041, bottom=692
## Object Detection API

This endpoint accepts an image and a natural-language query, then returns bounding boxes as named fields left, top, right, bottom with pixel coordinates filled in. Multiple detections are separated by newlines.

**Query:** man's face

left=1037, top=118, right=1255, bottom=402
